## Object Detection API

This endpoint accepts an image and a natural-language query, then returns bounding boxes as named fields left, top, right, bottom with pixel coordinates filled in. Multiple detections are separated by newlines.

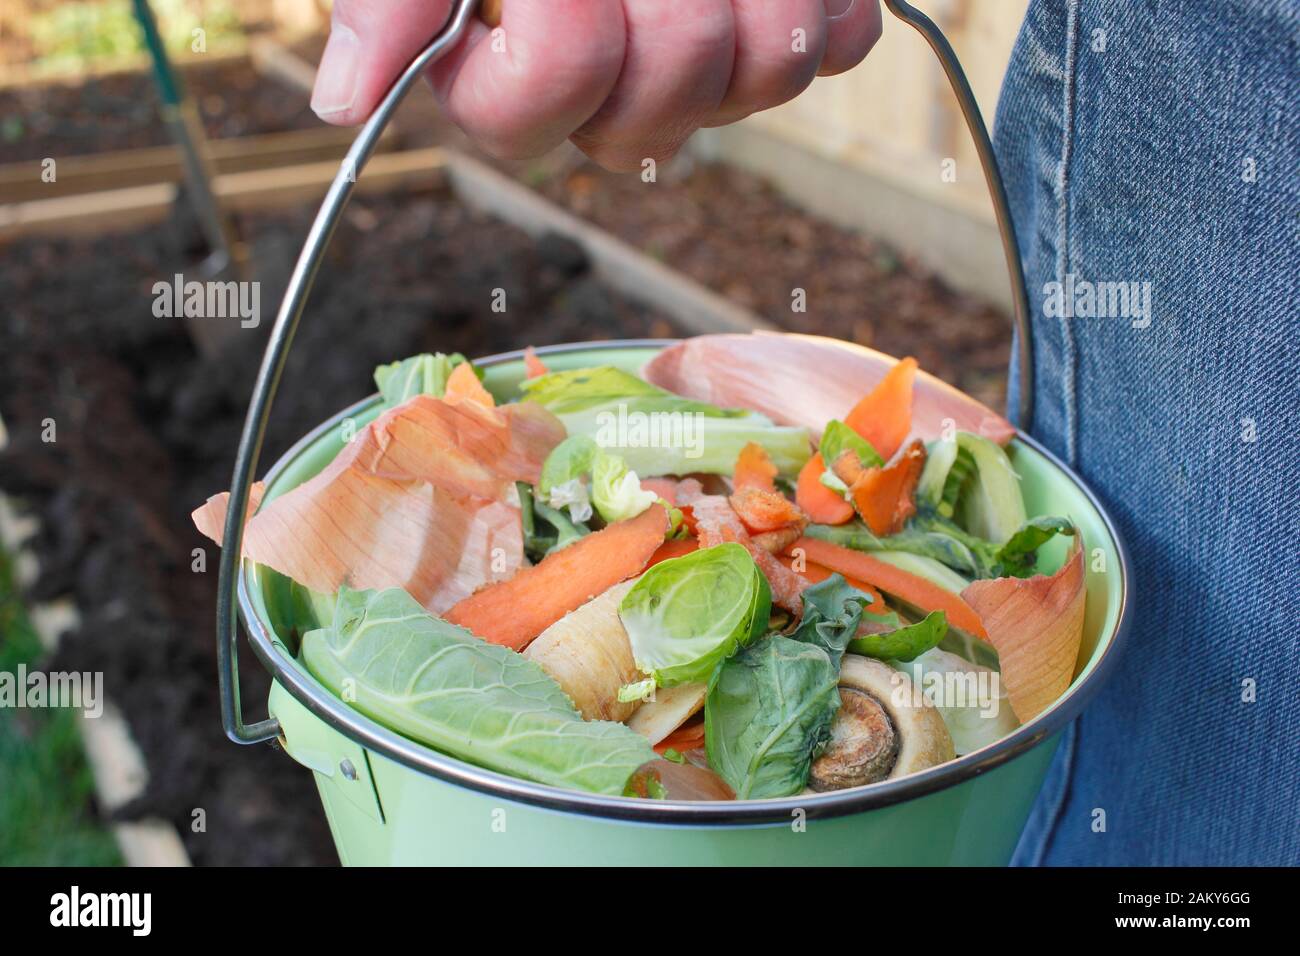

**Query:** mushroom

left=808, top=655, right=955, bottom=791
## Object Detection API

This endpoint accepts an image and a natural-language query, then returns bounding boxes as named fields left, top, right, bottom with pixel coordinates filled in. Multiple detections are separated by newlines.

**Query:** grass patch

left=0, top=545, right=121, bottom=866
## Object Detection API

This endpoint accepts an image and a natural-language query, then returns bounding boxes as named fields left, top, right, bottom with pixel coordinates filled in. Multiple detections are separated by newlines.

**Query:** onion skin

left=962, top=541, right=1086, bottom=723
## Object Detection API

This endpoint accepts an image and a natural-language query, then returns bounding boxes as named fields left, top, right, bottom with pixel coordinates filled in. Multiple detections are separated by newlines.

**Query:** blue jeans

left=994, top=0, right=1299, bottom=865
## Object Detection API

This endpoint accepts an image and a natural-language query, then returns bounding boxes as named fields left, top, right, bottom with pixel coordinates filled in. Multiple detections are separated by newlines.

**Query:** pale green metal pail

left=238, top=341, right=1131, bottom=866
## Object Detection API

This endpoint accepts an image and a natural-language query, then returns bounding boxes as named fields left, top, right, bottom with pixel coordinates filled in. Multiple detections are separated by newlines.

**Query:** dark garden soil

left=0, top=188, right=684, bottom=866
left=525, top=160, right=1011, bottom=412
left=0, top=56, right=320, bottom=163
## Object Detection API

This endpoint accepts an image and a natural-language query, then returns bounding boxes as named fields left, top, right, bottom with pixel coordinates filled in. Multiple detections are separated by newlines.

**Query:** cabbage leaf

left=302, top=586, right=655, bottom=795
left=521, top=366, right=811, bottom=477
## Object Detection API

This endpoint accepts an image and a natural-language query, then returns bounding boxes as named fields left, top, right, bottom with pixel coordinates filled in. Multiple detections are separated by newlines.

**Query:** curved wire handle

left=216, top=0, right=481, bottom=743
left=216, top=0, right=1034, bottom=744
left=883, top=0, right=1034, bottom=424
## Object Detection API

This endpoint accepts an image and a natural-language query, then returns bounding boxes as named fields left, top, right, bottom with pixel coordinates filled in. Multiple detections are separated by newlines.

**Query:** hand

left=311, top=0, right=882, bottom=171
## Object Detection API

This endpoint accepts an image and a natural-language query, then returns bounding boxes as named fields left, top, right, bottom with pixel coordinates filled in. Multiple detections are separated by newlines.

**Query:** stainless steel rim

left=239, top=340, right=1133, bottom=826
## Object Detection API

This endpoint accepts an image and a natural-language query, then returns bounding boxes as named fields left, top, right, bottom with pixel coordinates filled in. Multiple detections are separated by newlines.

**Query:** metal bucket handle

left=217, top=0, right=1034, bottom=744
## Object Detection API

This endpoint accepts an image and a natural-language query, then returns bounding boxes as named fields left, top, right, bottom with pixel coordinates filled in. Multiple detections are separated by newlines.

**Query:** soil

left=0, top=57, right=320, bottom=163
left=0, top=187, right=683, bottom=866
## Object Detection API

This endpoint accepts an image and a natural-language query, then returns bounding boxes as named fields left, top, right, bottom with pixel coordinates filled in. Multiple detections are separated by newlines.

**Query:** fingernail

left=823, top=0, right=855, bottom=19
left=312, top=25, right=360, bottom=118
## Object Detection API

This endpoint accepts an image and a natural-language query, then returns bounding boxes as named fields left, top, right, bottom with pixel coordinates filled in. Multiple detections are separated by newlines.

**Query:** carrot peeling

left=647, top=537, right=699, bottom=567
left=728, top=487, right=807, bottom=535
left=443, top=361, right=495, bottom=408
left=836, top=439, right=927, bottom=536
left=795, top=453, right=855, bottom=525
left=446, top=503, right=669, bottom=650
left=732, top=442, right=779, bottom=493
left=843, top=356, right=917, bottom=460
left=654, top=720, right=706, bottom=755
left=523, top=346, right=550, bottom=379
left=788, top=536, right=987, bottom=638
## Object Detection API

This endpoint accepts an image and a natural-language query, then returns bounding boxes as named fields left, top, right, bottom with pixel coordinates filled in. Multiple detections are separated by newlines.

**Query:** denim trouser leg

left=995, top=0, right=1300, bottom=865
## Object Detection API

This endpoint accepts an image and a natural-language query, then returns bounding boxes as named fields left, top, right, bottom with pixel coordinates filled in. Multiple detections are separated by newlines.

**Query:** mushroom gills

left=808, top=687, right=900, bottom=790
left=807, top=655, right=955, bottom=792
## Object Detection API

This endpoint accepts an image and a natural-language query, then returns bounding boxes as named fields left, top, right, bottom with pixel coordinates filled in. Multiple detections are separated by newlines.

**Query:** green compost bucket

left=235, top=340, right=1132, bottom=866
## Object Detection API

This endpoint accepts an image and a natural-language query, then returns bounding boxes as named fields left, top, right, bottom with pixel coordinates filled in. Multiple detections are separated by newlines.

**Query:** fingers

left=312, top=0, right=882, bottom=169
left=427, top=0, right=628, bottom=160
left=311, top=0, right=455, bottom=124
left=571, top=0, right=736, bottom=171
left=708, top=0, right=828, bottom=127
left=819, top=0, right=882, bottom=77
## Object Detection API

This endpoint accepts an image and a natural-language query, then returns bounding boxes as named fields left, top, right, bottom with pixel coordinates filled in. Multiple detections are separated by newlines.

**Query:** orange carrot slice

left=796, top=453, right=855, bottom=525
left=777, top=555, right=887, bottom=614
left=962, top=542, right=1086, bottom=723
left=728, top=487, right=806, bottom=534
left=843, top=356, right=917, bottom=460
left=647, top=537, right=699, bottom=567
left=732, top=442, right=779, bottom=493
left=523, top=346, right=549, bottom=379
left=654, top=720, right=706, bottom=755
left=679, top=486, right=807, bottom=614
left=789, top=537, right=987, bottom=638
left=446, top=504, right=669, bottom=650
left=444, top=361, right=495, bottom=408
left=837, top=439, right=927, bottom=537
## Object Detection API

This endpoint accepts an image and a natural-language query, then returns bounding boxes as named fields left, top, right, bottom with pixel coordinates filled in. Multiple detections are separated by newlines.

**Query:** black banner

left=0, top=866, right=1283, bottom=939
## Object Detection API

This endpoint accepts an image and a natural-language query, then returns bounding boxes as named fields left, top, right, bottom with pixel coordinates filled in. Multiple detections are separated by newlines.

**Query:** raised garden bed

left=0, top=54, right=319, bottom=163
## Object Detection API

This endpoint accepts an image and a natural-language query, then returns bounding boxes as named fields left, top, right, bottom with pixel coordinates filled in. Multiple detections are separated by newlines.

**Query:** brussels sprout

left=619, top=543, right=770, bottom=687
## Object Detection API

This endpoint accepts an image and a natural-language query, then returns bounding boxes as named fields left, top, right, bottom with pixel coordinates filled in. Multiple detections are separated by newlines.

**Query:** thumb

left=312, top=0, right=457, bottom=124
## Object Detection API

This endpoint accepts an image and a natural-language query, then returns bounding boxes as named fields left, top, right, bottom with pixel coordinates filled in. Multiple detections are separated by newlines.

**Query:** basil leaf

left=788, top=574, right=873, bottom=666
left=703, top=574, right=875, bottom=799
left=704, top=635, right=841, bottom=799
left=849, top=609, right=948, bottom=662
left=302, top=587, right=654, bottom=795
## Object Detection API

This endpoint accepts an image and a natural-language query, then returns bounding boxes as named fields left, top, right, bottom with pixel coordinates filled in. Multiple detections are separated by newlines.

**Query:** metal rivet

left=339, top=758, right=358, bottom=781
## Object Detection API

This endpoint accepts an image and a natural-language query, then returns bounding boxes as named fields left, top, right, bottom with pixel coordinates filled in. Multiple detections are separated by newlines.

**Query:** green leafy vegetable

left=591, top=450, right=658, bottom=524
left=521, top=366, right=812, bottom=477
left=373, top=352, right=471, bottom=407
left=849, top=609, right=947, bottom=662
left=704, top=576, right=873, bottom=799
left=518, top=483, right=588, bottom=561
left=786, top=574, right=874, bottom=665
left=806, top=521, right=985, bottom=578
left=705, top=636, right=841, bottom=800
left=302, top=587, right=655, bottom=796
left=819, top=419, right=884, bottom=472
left=619, top=543, right=770, bottom=687
left=807, top=513, right=1077, bottom=581
left=538, top=435, right=599, bottom=498
left=539, top=435, right=666, bottom=526
left=992, top=515, right=1077, bottom=577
